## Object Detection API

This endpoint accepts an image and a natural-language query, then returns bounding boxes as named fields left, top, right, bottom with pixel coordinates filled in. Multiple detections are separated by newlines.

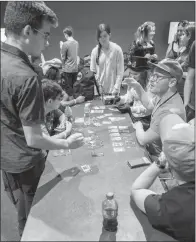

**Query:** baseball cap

left=163, top=124, right=195, bottom=181
left=149, top=58, right=183, bottom=83
left=41, top=58, right=62, bottom=75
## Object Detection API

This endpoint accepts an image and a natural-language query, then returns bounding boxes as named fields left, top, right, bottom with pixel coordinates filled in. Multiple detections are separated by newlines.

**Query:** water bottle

left=102, top=192, right=118, bottom=232
left=84, top=103, right=91, bottom=126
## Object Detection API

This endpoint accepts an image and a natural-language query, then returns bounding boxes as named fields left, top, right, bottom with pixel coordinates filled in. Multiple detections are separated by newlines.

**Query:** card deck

left=113, top=147, right=125, bottom=152
left=91, top=151, right=104, bottom=157
left=110, top=133, right=120, bottom=137
left=112, top=142, right=124, bottom=147
left=127, top=158, right=150, bottom=169
left=111, top=137, right=122, bottom=141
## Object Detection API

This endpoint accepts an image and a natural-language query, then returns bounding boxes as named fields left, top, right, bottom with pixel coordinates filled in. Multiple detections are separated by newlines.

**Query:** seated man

left=41, top=79, right=72, bottom=137
left=131, top=114, right=195, bottom=242
left=125, top=58, right=186, bottom=157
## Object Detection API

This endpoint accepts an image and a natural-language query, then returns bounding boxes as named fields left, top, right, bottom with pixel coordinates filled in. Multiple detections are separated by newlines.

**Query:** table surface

left=21, top=100, right=175, bottom=241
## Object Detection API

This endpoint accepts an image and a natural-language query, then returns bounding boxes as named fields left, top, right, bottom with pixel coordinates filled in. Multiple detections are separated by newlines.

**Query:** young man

left=125, top=59, right=186, bottom=157
left=184, top=41, right=195, bottom=122
left=60, top=26, right=79, bottom=99
left=131, top=114, right=195, bottom=242
left=1, top=2, right=83, bottom=237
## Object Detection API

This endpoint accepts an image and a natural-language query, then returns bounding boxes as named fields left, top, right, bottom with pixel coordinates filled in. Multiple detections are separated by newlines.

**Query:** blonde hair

left=135, top=21, right=155, bottom=45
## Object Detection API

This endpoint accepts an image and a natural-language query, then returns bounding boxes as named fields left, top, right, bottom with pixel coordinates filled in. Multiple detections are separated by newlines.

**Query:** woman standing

left=165, top=20, right=189, bottom=59
left=90, top=23, right=124, bottom=95
left=129, top=21, right=158, bottom=64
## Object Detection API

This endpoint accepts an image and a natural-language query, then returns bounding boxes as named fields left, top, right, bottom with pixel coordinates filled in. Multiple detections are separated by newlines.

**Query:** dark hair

left=44, top=66, right=60, bottom=81
left=4, top=1, right=58, bottom=36
left=178, top=20, right=189, bottom=28
left=42, top=79, right=63, bottom=102
left=185, top=24, right=195, bottom=51
left=63, top=26, right=73, bottom=36
left=96, top=23, right=111, bottom=65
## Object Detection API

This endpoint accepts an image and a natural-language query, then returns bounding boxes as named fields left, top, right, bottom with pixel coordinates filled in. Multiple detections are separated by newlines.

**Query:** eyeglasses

left=149, top=73, right=173, bottom=83
left=33, top=28, right=50, bottom=41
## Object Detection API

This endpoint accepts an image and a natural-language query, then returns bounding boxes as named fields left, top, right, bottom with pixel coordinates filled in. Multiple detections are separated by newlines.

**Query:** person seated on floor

left=41, top=58, right=85, bottom=110
left=41, top=79, right=72, bottom=137
left=131, top=114, right=195, bottom=242
left=125, top=58, right=186, bottom=158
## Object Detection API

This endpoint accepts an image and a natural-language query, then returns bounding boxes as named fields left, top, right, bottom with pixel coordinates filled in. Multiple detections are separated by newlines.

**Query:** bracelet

left=73, top=99, right=77, bottom=105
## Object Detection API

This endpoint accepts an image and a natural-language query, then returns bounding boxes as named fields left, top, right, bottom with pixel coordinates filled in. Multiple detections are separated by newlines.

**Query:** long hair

left=96, top=23, right=111, bottom=65
left=135, top=21, right=155, bottom=45
left=185, top=23, right=195, bottom=52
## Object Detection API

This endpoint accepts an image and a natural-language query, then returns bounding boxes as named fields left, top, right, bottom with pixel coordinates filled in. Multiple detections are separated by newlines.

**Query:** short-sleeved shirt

left=149, top=91, right=186, bottom=154
left=90, top=42, right=124, bottom=94
left=188, top=41, right=195, bottom=110
left=61, top=39, right=79, bottom=73
left=1, top=42, right=46, bottom=173
left=144, top=181, right=195, bottom=242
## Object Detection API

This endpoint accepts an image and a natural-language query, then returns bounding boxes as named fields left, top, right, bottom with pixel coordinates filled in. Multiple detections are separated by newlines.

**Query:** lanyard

left=152, top=91, right=178, bottom=117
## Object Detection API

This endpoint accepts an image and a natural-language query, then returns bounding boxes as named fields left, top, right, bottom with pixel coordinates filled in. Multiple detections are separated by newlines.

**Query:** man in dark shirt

left=131, top=114, right=195, bottom=242
left=1, top=1, right=84, bottom=237
left=184, top=41, right=195, bottom=122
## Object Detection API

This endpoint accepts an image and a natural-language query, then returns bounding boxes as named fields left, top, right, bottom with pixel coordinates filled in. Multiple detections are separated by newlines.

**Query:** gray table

left=21, top=100, right=175, bottom=241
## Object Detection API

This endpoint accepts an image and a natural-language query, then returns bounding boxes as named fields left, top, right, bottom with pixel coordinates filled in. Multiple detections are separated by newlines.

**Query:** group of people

left=0, top=1, right=195, bottom=242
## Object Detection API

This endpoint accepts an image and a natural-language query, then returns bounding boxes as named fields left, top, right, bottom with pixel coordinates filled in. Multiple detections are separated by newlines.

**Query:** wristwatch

left=154, top=158, right=166, bottom=169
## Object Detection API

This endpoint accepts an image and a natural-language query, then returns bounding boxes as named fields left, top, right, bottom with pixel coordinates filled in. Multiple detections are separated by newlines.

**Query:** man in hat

left=125, top=58, right=186, bottom=157
left=131, top=114, right=195, bottom=242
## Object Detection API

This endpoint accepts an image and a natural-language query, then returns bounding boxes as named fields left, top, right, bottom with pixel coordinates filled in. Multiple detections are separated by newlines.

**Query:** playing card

left=112, top=142, right=124, bottom=147
left=121, top=133, right=132, bottom=137
left=97, top=115, right=105, bottom=119
left=102, top=121, right=112, bottom=124
left=94, top=123, right=101, bottom=127
left=119, top=129, right=130, bottom=133
left=104, top=113, right=113, bottom=117
left=119, top=126, right=129, bottom=130
left=113, top=147, right=125, bottom=152
left=142, top=157, right=151, bottom=164
left=125, top=140, right=136, bottom=148
left=108, top=129, right=119, bottom=133
left=93, top=106, right=100, bottom=109
left=81, top=165, right=92, bottom=173
left=110, top=133, right=120, bottom=137
left=111, top=137, right=122, bottom=141
left=99, top=106, right=106, bottom=109
left=108, top=126, right=118, bottom=129
left=91, top=110, right=104, bottom=114
left=91, top=151, right=104, bottom=157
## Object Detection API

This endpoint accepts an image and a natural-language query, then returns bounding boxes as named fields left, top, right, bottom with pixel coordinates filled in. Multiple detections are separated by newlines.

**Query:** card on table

left=113, top=147, right=125, bottom=152
left=75, top=117, right=84, bottom=123
left=119, top=126, right=129, bottom=130
left=108, top=126, right=118, bottom=129
left=93, top=106, right=100, bottom=109
left=110, top=133, right=121, bottom=137
left=91, top=151, right=104, bottom=157
left=119, top=129, right=130, bottom=133
left=102, top=121, right=112, bottom=125
left=111, top=137, right=122, bottom=141
left=125, top=140, right=136, bottom=148
left=91, top=110, right=104, bottom=114
left=112, top=142, right=124, bottom=147
left=99, top=106, right=106, bottom=109
left=104, top=113, right=113, bottom=117
left=97, top=115, right=106, bottom=119
left=80, top=164, right=92, bottom=173
left=108, top=128, right=119, bottom=133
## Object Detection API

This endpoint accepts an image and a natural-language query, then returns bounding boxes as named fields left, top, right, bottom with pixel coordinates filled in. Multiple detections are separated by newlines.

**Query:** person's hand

left=132, top=121, right=143, bottom=130
left=144, top=53, right=151, bottom=59
left=60, top=41, right=63, bottom=49
left=76, top=95, right=85, bottom=104
left=66, top=133, right=84, bottom=149
left=151, top=54, right=158, bottom=60
left=124, top=77, right=141, bottom=91
left=112, top=88, right=119, bottom=96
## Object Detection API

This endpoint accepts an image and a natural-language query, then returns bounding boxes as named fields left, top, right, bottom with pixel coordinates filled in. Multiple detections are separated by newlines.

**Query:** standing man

left=1, top=1, right=83, bottom=237
left=184, top=41, right=195, bottom=122
left=60, top=26, right=79, bottom=99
